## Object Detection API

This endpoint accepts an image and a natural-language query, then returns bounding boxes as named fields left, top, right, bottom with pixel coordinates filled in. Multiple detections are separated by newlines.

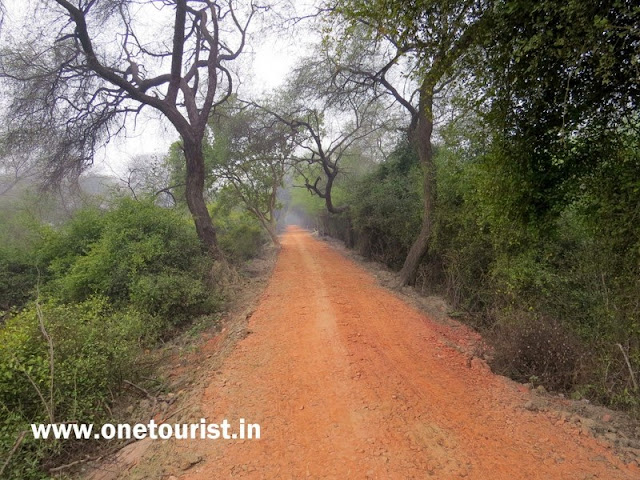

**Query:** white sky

left=94, top=29, right=307, bottom=177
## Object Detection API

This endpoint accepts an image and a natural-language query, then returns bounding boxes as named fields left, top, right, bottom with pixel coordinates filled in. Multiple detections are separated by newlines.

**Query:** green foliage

left=469, top=0, right=640, bottom=406
left=350, top=142, right=422, bottom=267
left=430, top=115, right=639, bottom=407
left=0, top=197, right=223, bottom=477
left=489, top=0, right=639, bottom=135
left=0, top=298, right=154, bottom=479
left=39, top=198, right=216, bottom=324
left=0, top=410, right=50, bottom=480
left=297, top=108, right=639, bottom=409
left=38, top=207, right=106, bottom=284
left=427, top=133, right=494, bottom=311
left=0, top=249, right=38, bottom=312
left=289, top=181, right=326, bottom=219
left=211, top=199, right=265, bottom=263
left=205, top=100, right=292, bottom=242
left=0, top=208, right=45, bottom=311
left=129, top=271, right=216, bottom=324
left=336, top=0, right=489, bottom=81
left=0, top=298, right=152, bottom=420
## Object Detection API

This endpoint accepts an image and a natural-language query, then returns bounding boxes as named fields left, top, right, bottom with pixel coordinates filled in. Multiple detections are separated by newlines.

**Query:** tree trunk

left=248, top=204, right=281, bottom=246
left=183, top=139, right=224, bottom=260
left=344, top=214, right=355, bottom=248
left=324, top=174, right=349, bottom=215
left=397, top=88, right=435, bottom=286
left=260, top=215, right=280, bottom=246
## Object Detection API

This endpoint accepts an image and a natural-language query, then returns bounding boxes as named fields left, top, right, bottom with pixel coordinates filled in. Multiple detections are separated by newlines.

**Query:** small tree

left=116, top=154, right=176, bottom=206
left=208, top=102, right=294, bottom=245
left=255, top=57, right=388, bottom=216
left=1, top=0, right=260, bottom=259
left=333, top=0, right=490, bottom=285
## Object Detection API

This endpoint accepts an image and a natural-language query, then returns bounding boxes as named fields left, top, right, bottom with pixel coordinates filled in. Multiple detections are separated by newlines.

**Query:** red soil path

left=179, top=226, right=636, bottom=479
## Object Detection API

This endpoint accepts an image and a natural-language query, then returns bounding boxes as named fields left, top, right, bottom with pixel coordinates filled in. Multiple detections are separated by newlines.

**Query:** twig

left=160, top=405, right=191, bottom=423
left=0, top=431, right=27, bottom=477
left=48, top=438, right=137, bottom=474
left=123, top=380, right=154, bottom=400
left=123, top=380, right=158, bottom=414
left=35, top=301, right=55, bottom=423
left=20, top=367, right=54, bottom=426
left=48, top=456, right=91, bottom=474
left=35, top=267, right=56, bottom=423
left=616, top=343, right=639, bottom=391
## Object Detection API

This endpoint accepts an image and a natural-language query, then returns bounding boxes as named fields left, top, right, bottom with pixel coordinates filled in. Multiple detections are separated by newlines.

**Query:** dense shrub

left=129, top=271, right=217, bottom=325
left=39, top=198, right=217, bottom=323
left=0, top=249, right=37, bottom=312
left=350, top=142, right=422, bottom=268
left=212, top=205, right=265, bottom=262
left=298, top=126, right=639, bottom=410
left=433, top=131, right=639, bottom=407
left=489, top=315, right=587, bottom=391
left=0, top=209, right=43, bottom=311
left=0, top=197, right=223, bottom=477
left=0, top=298, right=154, bottom=479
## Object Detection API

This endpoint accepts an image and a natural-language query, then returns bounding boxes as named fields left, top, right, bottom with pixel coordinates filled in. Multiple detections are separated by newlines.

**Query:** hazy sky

left=94, top=32, right=305, bottom=177
left=1, top=0, right=316, bottom=177
left=95, top=3, right=313, bottom=177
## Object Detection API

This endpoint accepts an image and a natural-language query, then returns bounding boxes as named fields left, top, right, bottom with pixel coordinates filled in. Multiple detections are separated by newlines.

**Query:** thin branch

left=616, top=343, right=639, bottom=391
left=0, top=431, right=27, bottom=478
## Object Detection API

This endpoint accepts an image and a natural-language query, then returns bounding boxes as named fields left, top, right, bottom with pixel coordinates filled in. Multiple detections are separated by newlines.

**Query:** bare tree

left=115, top=153, right=176, bottom=205
left=285, top=104, right=381, bottom=215
left=0, top=148, right=43, bottom=196
left=0, top=0, right=261, bottom=259
left=252, top=54, right=389, bottom=216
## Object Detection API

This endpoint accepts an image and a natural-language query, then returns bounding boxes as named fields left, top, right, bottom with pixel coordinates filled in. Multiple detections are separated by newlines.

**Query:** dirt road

left=169, top=227, right=635, bottom=479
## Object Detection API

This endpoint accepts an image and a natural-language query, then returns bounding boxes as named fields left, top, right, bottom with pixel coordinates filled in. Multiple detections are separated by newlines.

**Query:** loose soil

left=88, top=226, right=639, bottom=479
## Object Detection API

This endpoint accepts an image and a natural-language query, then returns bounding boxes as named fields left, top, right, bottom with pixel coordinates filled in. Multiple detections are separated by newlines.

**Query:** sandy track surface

left=170, top=227, right=635, bottom=479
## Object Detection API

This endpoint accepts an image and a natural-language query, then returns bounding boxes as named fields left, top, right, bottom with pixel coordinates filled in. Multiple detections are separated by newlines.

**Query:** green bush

left=0, top=197, right=226, bottom=477
left=130, top=271, right=218, bottom=326
left=40, top=198, right=217, bottom=318
left=0, top=297, right=154, bottom=479
left=0, top=410, right=51, bottom=480
left=350, top=142, right=422, bottom=268
left=297, top=120, right=639, bottom=409
left=0, top=208, right=44, bottom=311
left=212, top=206, right=265, bottom=262
left=38, top=207, right=106, bottom=278
left=0, top=249, right=37, bottom=312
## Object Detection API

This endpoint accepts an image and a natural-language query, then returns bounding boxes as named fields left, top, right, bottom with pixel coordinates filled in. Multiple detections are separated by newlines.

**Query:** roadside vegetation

left=0, top=0, right=638, bottom=477
left=296, top=121, right=639, bottom=410
left=0, top=192, right=265, bottom=478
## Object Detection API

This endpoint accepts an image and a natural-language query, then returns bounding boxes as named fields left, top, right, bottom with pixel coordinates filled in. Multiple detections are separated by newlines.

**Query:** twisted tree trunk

left=183, top=139, right=224, bottom=260
left=397, top=87, right=436, bottom=286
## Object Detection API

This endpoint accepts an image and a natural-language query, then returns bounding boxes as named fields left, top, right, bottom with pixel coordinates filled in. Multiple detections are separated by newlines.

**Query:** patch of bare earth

left=87, top=227, right=639, bottom=479
left=79, top=249, right=277, bottom=480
